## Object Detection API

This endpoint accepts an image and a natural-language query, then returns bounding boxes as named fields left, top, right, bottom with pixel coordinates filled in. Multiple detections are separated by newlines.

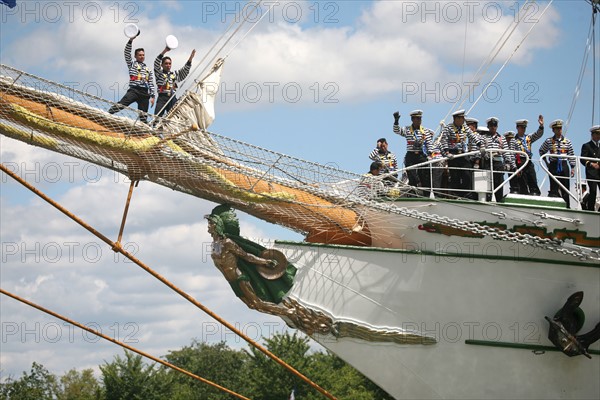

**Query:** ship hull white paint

left=273, top=241, right=600, bottom=399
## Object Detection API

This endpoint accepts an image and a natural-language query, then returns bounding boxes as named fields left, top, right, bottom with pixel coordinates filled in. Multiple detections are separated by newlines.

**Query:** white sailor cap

left=486, top=117, right=499, bottom=125
left=409, top=110, right=423, bottom=117
left=465, top=117, right=479, bottom=124
left=452, top=109, right=466, bottom=117
left=590, top=125, right=600, bottom=134
left=504, top=131, right=516, bottom=138
left=515, top=119, right=528, bottom=127
left=550, top=119, right=563, bottom=129
left=477, top=126, right=490, bottom=134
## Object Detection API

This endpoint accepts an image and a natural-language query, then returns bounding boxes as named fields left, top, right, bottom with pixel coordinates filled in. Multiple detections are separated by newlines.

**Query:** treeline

left=0, top=332, right=393, bottom=399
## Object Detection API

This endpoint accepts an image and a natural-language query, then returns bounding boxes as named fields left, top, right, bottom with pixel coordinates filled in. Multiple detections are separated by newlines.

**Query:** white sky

left=1, top=0, right=599, bottom=382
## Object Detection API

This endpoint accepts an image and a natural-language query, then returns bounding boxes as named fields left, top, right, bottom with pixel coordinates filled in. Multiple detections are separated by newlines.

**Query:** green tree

left=57, top=368, right=103, bottom=400
left=165, top=340, right=250, bottom=400
left=306, top=352, right=394, bottom=400
left=0, top=362, right=59, bottom=400
left=99, top=351, right=173, bottom=400
left=244, top=332, right=316, bottom=400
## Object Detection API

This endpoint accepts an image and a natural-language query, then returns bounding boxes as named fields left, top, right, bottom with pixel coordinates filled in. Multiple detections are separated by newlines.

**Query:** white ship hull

left=272, top=201, right=600, bottom=399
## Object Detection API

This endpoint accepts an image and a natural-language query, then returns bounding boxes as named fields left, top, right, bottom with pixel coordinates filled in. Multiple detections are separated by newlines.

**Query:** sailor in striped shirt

left=512, top=116, right=544, bottom=195
left=479, top=117, right=513, bottom=202
left=440, top=109, right=483, bottom=199
left=539, top=119, right=575, bottom=208
left=154, top=46, right=196, bottom=117
left=368, top=138, right=398, bottom=186
left=108, top=35, right=156, bottom=124
left=393, top=110, right=436, bottom=195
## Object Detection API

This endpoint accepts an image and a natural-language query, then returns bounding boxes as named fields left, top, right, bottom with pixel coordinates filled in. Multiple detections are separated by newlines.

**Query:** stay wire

left=565, top=10, right=595, bottom=132
left=438, top=0, right=533, bottom=130
left=0, top=288, right=251, bottom=400
left=468, top=1, right=554, bottom=115
left=0, top=163, right=338, bottom=400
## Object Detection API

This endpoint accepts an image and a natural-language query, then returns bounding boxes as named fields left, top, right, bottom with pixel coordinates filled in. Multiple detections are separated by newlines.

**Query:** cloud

left=0, top=1, right=562, bottom=109
left=0, top=150, right=292, bottom=380
left=0, top=0, right=569, bottom=383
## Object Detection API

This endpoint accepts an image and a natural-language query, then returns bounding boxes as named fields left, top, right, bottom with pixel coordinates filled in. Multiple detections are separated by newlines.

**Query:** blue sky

left=1, top=0, right=599, bottom=384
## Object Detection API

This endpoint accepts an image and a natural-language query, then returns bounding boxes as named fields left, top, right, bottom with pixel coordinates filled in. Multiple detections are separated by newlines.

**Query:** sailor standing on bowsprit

left=154, top=46, right=196, bottom=117
left=108, top=32, right=156, bottom=124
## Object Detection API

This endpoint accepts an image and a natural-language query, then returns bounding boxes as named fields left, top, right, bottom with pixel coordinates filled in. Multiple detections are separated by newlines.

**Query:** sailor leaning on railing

left=439, top=109, right=483, bottom=200
left=478, top=117, right=515, bottom=203
left=511, top=116, right=544, bottom=196
left=580, top=125, right=600, bottom=211
left=392, top=110, right=440, bottom=198
left=539, top=119, right=575, bottom=208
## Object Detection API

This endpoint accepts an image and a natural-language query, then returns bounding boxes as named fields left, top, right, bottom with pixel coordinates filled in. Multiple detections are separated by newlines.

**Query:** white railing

left=354, top=149, right=600, bottom=210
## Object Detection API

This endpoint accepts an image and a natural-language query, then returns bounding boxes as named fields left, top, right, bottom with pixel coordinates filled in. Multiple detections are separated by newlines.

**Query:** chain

left=357, top=200, right=599, bottom=262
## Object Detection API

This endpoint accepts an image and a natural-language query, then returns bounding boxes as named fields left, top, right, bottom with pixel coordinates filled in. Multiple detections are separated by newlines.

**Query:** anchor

left=545, top=291, right=600, bottom=358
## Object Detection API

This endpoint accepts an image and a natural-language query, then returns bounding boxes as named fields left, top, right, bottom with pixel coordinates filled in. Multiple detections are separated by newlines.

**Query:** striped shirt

left=124, top=41, right=155, bottom=97
left=468, top=131, right=483, bottom=160
left=539, top=136, right=575, bottom=167
left=481, top=133, right=514, bottom=169
left=393, top=124, right=435, bottom=156
left=440, top=123, right=482, bottom=156
left=513, top=126, right=543, bottom=157
left=369, top=149, right=398, bottom=173
left=154, top=54, right=192, bottom=95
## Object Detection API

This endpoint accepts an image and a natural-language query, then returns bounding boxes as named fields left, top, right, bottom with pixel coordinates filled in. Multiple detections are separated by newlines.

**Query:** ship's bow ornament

left=206, top=204, right=436, bottom=345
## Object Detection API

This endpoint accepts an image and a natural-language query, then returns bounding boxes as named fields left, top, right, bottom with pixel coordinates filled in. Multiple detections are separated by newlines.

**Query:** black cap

left=370, top=161, right=382, bottom=171
left=377, top=138, right=387, bottom=143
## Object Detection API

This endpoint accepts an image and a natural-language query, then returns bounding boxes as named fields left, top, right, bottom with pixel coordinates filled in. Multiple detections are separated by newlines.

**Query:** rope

left=592, top=1, right=598, bottom=125
left=0, top=288, right=251, bottom=400
left=438, top=0, right=533, bottom=130
left=565, top=11, right=595, bottom=132
left=468, top=1, right=554, bottom=114
left=0, top=163, right=338, bottom=400
left=221, top=1, right=278, bottom=60
left=180, top=0, right=272, bottom=95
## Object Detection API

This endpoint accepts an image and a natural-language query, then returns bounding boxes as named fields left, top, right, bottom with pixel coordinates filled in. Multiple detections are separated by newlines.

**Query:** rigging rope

left=468, top=0, right=554, bottom=114
left=565, top=9, right=595, bottom=132
left=179, top=0, right=273, bottom=95
left=438, top=0, right=534, bottom=130
left=0, top=163, right=338, bottom=400
left=0, top=288, right=251, bottom=400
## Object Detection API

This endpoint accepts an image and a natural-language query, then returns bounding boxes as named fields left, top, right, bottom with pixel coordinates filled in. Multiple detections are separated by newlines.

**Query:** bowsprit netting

left=3, top=63, right=599, bottom=260
left=0, top=63, right=377, bottom=245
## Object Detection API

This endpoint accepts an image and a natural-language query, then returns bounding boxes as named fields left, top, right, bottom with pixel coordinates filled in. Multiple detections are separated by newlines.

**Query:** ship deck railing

left=362, top=150, right=600, bottom=210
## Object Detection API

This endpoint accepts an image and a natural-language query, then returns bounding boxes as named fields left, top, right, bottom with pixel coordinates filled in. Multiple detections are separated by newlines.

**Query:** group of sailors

left=108, top=33, right=196, bottom=124
left=365, top=109, right=600, bottom=210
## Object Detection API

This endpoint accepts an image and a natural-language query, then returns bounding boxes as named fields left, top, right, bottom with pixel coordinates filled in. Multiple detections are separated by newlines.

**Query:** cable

left=468, top=1, right=554, bottom=115
left=0, top=288, right=251, bottom=400
left=0, top=162, right=338, bottom=400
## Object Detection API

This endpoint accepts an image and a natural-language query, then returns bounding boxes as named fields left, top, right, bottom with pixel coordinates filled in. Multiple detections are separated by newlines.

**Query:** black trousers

left=515, top=159, right=541, bottom=195
left=448, top=156, right=472, bottom=198
left=155, top=93, right=178, bottom=117
left=481, top=160, right=505, bottom=202
left=584, top=175, right=599, bottom=211
left=548, top=161, right=571, bottom=208
left=404, top=152, right=430, bottom=194
left=108, top=87, right=151, bottom=123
